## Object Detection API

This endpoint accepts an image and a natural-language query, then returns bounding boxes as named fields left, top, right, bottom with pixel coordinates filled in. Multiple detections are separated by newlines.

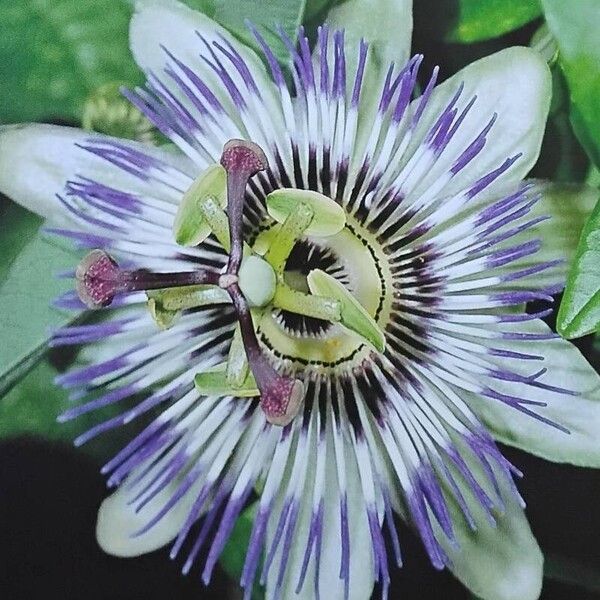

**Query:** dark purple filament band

left=227, top=282, right=303, bottom=426
left=220, top=139, right=268, bottom=275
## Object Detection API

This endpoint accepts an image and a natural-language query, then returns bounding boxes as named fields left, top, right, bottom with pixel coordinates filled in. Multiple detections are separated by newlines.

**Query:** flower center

left=75, top=139, right=389, bottom=425
left=253, top=216, right=390, bottom=373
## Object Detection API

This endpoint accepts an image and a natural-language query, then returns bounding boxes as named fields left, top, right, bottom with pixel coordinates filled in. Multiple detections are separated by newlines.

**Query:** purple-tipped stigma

left=75, top=249, right=219, bottom=308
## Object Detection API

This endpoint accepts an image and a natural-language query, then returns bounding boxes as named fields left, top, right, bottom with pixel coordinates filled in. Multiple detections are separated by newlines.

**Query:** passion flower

left=1, top=1, right=600, bottom=600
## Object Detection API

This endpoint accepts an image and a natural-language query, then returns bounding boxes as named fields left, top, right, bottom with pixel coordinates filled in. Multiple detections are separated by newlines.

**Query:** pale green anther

left=307, top=269, right=386, bottom=352
left=147, top=285, right=230, bottom=311
left=196, top=195, right=231, bottom=251
left=147, top=285, right=230, bottom=329
left=273, top=285, right=342, bottom=322
left=266, top=188, right=346, bottom=237
left=173, top=164, right=227, bottom=246
left=264, top=202, right=314, bottom=275
left=195, top=196, right=254, bottom=257
left=238, top=255, right=276, bottom=307
left=147, top=297, right=179, bottom=330
left=226, top=324, right=250, bottom=388
left=195, top=363, right=258, bottom=397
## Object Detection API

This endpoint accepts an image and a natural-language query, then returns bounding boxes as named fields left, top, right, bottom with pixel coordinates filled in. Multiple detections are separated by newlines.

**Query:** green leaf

left=220, top=503, right=264, bottom=600
left=542, top=0, right=600, bottom=168
left=587, top=167, right=600, bottom=188
left=446, top=0, right=542, bottom=43
left=0, top=0, right=141, bottom=123
left=526, top=68, right=589, bottom=183
left=0, top=0, right=306, bottom=124
left=0, top=201, right=78, bottom=396
left=0, top=357, right=127, bottom=458
left=558, top=196, right=600, bottom=339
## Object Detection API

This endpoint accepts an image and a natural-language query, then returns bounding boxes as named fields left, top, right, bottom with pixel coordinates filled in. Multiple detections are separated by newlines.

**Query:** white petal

left=0, top=123, right=194, bottom=222
left=128, top=0, right=283, bottom=157
left=129, top=0, right=259, bottom=85
left=265, top=425, right=375, bottom=600
left=324, top=0, right=413, bottom=156
left=468, top=319, right=600, bottom=467
left=439, top=443, right=543, bottom=600
left=405, top=47, right=551, bottom=200
left=378, top=390, right=543, bottom=600
left=96, top=479, right=196, bottom=557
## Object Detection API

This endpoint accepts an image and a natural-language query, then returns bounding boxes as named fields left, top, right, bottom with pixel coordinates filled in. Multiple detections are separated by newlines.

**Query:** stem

left=227, top=282, right=304, bottom=426
left=220, top=139, right=268, bottom=276
left=273, top=285, right=341, bottom=322
left=228, top=284, right=269, bottom=366
left=76, top=249, right=221, bottom=308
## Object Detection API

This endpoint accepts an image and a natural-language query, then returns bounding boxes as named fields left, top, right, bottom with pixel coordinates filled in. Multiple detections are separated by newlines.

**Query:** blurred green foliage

left=0, top=0, right=306, bottom=125
left=558, top=198, right=600, bottom=338
left=0, top=202, right=77, bottom=397
left=0, top=0, right=140, bottom=123
left=445, top=0, right=542, bottom=43
left=0, top=357, right=131, bottom=459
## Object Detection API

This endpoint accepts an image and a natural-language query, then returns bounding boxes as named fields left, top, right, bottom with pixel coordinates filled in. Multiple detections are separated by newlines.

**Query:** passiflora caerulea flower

left=1, top=1, right=599, bottom=599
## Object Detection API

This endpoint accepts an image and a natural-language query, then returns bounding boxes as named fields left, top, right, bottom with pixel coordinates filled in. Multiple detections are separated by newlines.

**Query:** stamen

left=220, top=139, right=268, bottom=275
left=75, top=249, right=220, bottom=308
left=262, top=188, right=346, bottom=321
left=226, top=324, right=250, bottom=387
left=146, top=285, right=230, bottom=330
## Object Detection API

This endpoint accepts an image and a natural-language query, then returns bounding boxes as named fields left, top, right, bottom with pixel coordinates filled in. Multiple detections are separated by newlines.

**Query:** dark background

left=1, top=432, right=599, bottom=599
